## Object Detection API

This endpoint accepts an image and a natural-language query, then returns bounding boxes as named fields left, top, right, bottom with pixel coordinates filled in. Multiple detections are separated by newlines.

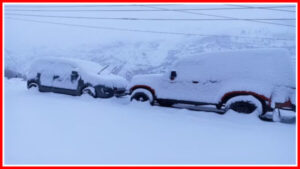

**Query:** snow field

left=4, top=78, right=296, bottom=165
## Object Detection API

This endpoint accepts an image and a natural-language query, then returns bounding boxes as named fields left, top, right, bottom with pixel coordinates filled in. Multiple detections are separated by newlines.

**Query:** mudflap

left=259, top=109, right=296, bottom=124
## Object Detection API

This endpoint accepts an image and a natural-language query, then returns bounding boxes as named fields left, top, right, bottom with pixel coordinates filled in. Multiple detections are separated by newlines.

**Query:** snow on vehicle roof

left=173, top=49, right=295, bottom=87
left=27, top=57, right=127, bottom=88
left=29, top=57, right=104, bottom=74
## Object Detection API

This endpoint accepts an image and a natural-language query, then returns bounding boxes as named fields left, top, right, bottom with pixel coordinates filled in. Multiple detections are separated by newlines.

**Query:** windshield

left=97, top=65, right=110, bottom=75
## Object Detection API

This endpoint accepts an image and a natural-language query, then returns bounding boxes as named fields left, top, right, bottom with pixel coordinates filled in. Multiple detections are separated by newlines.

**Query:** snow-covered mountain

left=5, top=30, right=295, bottom=80
left=4, top=4, right=296, bottom=80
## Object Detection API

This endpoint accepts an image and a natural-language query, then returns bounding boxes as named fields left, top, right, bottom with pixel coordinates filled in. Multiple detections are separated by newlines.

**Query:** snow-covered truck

left=27, top=57, right=127, bottom=98
left=129, top=49, right=296, bottom=121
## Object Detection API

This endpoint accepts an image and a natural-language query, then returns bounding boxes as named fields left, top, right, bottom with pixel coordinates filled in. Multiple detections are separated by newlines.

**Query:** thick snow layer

left=173, top=49, right=295, bottom=87
left=27, top=57, right=127, bottom=89
left=272, top=86, right=296, bottom=105
left=4, top=78, right=296, bottom=165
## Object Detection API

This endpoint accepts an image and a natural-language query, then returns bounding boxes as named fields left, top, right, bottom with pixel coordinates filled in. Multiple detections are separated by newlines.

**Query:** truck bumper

left=259, top=109, right=295, bottom=123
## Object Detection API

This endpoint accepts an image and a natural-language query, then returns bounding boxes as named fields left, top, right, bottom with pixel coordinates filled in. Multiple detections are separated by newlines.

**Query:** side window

left=170, top=71, right=177, bottom=81
left=51, top=63, right=73, bottom=81
left=53, top=75, right=60, bottom=80
left=36, top=73, right=41, bottom=79
left=71, top=71, right=79, bottom=82
left=39, top=70, right=54, bottom=86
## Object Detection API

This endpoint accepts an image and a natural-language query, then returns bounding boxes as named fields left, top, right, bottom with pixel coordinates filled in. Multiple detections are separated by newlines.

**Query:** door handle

left=53, top=75, right=60, bottom=80
left=192, top=81, right=199, bottom=84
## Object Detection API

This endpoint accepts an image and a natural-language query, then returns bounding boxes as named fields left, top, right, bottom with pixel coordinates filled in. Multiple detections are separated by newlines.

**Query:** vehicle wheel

left=229, top=101, right=256, bottom=113
left=97, top=87, right=114, bottom=98
left=27, top=82, right=39, bottom=90
left=130, top=88, right=154, bottom=105
left=225, top=95, right=263, bottom=114
left=81, top=86, right=96, bottom=98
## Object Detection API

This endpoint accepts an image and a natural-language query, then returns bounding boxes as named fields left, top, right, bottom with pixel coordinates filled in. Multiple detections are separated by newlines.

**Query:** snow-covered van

left=27, top=57, right=127, bottom=98
left=129, top=49, right=296, bottom=121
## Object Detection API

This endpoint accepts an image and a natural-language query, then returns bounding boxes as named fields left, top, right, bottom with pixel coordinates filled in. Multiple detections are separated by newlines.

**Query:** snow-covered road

left=4, top=78, right=296, bottom=165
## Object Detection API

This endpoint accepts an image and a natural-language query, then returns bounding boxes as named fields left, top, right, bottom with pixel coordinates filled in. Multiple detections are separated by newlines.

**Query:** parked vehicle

left=128, top=49, right=296, bottom=121
left=27, top=57, right=127, bottom=98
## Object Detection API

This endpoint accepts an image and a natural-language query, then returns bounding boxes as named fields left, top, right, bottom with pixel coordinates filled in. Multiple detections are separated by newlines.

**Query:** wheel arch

left=130, top=85, right=156, bottom=97
left=219, top=91, right=271, bottom=112
left=27, top=78, right=40, bottom=88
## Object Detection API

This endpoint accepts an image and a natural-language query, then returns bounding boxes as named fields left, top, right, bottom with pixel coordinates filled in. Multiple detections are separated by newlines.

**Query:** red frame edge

left=0, top=0, right=298, bottom=168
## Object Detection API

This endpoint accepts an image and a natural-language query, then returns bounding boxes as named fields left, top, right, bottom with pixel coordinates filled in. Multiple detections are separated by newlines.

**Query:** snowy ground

left=4, top=78, right=296, bottom=165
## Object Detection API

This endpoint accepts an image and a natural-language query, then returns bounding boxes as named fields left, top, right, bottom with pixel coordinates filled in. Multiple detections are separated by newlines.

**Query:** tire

left=229, top=101, right=257, bottom=114
left=81, top=86, right=96, bottom=98
left=225, top=95, right=263, bottom=114
left=27, top=82, right=39, bottom=89
left=130, top=88, right=154, bottom=105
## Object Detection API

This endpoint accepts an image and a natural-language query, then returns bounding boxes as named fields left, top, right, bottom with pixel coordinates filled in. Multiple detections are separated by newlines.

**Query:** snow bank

left=4, top=79, right=296, bottom=165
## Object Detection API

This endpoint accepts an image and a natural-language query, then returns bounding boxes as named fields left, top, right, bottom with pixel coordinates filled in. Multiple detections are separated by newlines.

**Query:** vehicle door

left=51, top=63, right=79, bottom=91
left=39, top=63, right=55, bottom=90
left=157, top=70, right=201, bottom=102
left=158, top=69, right=221, bottom=103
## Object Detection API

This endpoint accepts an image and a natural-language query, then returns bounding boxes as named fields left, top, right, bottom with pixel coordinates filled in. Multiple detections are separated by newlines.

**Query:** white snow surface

left=27, top=57, right=127, bottom=88
left=173, top=49, right=295, bottom=87
left=4, top=78, right=296, bottom=165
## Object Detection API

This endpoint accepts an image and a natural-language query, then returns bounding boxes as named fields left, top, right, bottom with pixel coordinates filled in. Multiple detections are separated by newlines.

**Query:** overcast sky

left=4, top=3, right=296, bottom=50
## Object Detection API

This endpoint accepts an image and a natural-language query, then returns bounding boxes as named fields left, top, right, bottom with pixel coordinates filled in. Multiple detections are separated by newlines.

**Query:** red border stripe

left=1, top=0, right=298, bottom=168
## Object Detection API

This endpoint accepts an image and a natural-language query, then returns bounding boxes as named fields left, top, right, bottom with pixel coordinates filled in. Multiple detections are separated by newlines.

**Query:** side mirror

left=170, top=71, right=177, bottom=80
left=71, top=71, right=79, bottom=81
